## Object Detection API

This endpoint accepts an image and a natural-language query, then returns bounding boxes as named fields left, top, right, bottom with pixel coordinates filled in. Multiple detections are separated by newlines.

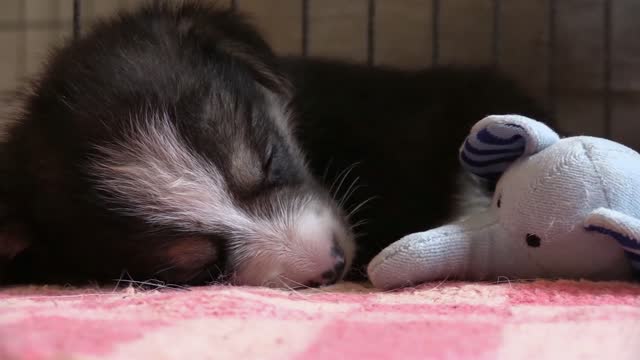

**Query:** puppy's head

left=74, top=3, right=356, bottom=287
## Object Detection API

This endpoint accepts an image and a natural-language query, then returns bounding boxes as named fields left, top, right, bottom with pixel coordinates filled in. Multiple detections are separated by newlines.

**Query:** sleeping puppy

left=0, top=2, right=549, bottom=287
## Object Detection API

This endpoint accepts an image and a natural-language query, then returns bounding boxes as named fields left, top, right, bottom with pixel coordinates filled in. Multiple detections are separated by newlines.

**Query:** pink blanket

left=1, top=280, right=639, bottom=360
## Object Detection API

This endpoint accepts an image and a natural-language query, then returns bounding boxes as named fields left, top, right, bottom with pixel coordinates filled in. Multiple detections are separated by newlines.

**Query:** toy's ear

left=584, top=208, right=640, bottom=274
left=459, top=115, right=560, bottom=181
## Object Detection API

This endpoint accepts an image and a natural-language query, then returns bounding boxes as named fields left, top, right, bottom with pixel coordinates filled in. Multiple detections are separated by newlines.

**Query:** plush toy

left=367, top=115, right=640, bottom=290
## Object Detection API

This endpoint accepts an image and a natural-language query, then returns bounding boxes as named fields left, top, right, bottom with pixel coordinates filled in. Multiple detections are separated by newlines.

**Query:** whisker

left=321, top=158, right=334, bottom=183
left=206, top=265, right=230, bottom=285
left=347, top=196, right=378, bottom=219
left=112, top=269, right=127, bottom=292
left=352, top=231, right=367, bottom=239
left=278, top=275, right=311, bottom=289
left=329, top=163, right=352, bottom=194
left=279, top=275, right=330, bottom=294
left=153, top=265, right=177, bottom=276
left=277, top=276, right=310, bottom=299
left=339, top=176, right=361, bottom=208
left=493, top=277, right=536, bottom=285
left=333, top=166, right=358, bottom=199
left=125, top=270, right=142, bottom=291
left=113, top=278, right=191, bottom=292
left=350, top=219, right=369, bottom=229
left=329, top=162, right=360, bottom=197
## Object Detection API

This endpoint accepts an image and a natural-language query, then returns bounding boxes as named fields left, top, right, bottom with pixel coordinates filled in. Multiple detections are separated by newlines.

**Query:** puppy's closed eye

left=263, top=146, right=274, bottom=176
left=262, top=143, right=303, bottom=188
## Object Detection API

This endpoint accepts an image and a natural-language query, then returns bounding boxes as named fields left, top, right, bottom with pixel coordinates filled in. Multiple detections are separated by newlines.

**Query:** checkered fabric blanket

left=1, top=280, right=639, bottom=360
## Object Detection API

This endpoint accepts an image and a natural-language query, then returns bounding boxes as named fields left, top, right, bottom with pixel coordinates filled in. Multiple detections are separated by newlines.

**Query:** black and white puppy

left=0, top=2, right=549, bottom=287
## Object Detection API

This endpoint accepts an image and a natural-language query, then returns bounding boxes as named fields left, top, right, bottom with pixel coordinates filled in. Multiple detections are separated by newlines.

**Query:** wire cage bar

left=0, top=0, right=620, bottom=142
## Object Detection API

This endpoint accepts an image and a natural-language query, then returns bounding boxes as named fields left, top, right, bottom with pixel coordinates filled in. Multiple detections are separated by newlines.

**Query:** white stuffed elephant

left=368, top=115, right=640, bottom=290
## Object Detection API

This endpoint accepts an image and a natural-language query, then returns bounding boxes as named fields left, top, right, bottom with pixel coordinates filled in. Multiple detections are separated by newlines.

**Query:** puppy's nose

left=321, top=258, right=345, bottom=285
left=308, top=244, right=346, bottom=287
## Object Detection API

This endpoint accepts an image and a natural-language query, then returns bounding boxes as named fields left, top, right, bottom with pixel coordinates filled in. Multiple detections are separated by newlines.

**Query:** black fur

left=1, top=3, right=311, bottom=284
left=0, top=2, right=550, bottom=285
left=283, top=59, right=550, bottom=278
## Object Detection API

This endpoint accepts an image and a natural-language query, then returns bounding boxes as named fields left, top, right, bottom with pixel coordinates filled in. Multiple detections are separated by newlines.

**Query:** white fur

left=92, top=112, right=252, bottom=232
left=452, top=171, right=492, bottom=220
left=91, top=111, right=353, bottom=287
left=232, top=202, right=354, bottom=287
left=261, top=88, right=309, bottom=170
left=230, top=141, right=262, bottom=189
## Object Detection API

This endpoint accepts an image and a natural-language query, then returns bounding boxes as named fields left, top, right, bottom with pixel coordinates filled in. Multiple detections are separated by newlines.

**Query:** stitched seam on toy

left=524, top=144, right=577, bottom=195
left=581, top=141, right=611, bottom=209
left=513, top=145, right=578, bottom=231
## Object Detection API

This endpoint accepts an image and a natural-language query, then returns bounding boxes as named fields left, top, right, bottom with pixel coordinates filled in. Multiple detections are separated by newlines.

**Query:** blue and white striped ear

left=585, top=208, right=640, bottom=276
left=459, top=115, right=560, bottom=181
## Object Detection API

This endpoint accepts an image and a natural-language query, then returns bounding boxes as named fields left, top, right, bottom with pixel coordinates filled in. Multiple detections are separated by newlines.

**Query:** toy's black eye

left=526, top=233, right=541, bottom=247
left=496, top=195, right=502, bottom=208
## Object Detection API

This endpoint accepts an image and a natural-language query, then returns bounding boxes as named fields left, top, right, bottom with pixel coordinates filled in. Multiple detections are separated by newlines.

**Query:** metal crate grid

left=0, top=0, right=625, bottom=144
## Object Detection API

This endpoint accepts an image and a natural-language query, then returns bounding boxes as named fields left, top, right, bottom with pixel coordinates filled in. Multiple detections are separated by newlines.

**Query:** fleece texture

left=1, top=280, right=639, bottom=360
